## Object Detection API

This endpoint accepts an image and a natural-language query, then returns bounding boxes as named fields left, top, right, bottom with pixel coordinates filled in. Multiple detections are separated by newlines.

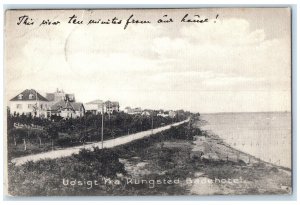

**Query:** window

left=28, top=104, right=34, bottom=109
left=29, top=94, right=34, bottom=99
left=18, top=94, right=23, bottom=100
left=16, top=104, right=22, bottom=109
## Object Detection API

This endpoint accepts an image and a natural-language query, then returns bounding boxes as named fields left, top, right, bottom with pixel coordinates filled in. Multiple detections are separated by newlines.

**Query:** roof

left=10, top=89, right=48, bottom=101
left=65, top=94, right=75, bottom=101
left=46, top=93, right=55, bottom=101
left=105, top=101, right=119, bottom=106
left=51, top=100, right=84, bottom=112
left=86, top=99, right=103, bottom=104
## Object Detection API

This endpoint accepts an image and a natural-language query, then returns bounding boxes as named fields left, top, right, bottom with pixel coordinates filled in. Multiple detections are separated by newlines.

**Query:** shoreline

left=206, top=130, right=291, bottom=172
left=222, top=137, right=291, bottom=172
left=198, top=112, right=291, bottom=170
left=190, top=118, right=292, bottom=195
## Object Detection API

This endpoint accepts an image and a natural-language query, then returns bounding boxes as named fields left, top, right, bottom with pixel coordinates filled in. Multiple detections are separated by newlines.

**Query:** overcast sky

left=5, top=8, right=291, bottom=113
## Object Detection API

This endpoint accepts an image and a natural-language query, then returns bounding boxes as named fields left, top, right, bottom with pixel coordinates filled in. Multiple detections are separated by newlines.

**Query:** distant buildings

left=168, top=110, right=176, bottom=118
left=123, top=106, right=176, bottom=118
left=84, top=100, right=104, bottom=114
left=84, top=100, right=120, bottom=115
left=141, top=110, right=151, bottom=116
left=104, top=101, right=120, bottom=114
left=157, top=110, right=176, bottom=118
left=157, top=111, right=169, bottom=118
left=124, top=107, right=142, bottom=115
left=9, top=88, right=179, bottom=120
left=124, top=107, right=131, bottom=113
left=9, top=89, right=49, bottom=118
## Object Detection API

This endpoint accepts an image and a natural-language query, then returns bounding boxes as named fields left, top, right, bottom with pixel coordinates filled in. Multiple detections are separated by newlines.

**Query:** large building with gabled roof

left=9, top=89, right=49, bottom=117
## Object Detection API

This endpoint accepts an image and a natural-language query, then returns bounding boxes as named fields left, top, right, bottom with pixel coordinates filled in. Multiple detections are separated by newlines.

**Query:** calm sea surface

left=200, top=112, right=291, bottom=168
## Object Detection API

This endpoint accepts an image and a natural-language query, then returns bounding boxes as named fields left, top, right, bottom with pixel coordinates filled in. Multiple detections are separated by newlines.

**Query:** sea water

left=200, top=112, right=291, bottom=169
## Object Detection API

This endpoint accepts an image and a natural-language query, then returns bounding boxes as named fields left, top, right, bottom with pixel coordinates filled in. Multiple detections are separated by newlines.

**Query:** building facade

left=46, top=88, right=84, bottom=118
left=157, top=110, right=176, bottom=118
left=124, top=107, right=142, bottom=115
left=49, top=100, right=85, bottom=119
left=46, top=89, right=75, bottom=106
left=104, top=101, right=120, bottom=114
left=84, top=100, right=104, bottom=114
left=9, top=89, right=49, bottom=118
left=168, top=110, right=176, bottom=118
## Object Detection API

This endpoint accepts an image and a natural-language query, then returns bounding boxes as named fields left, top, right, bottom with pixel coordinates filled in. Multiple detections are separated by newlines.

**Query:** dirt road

left=11, top=119, right=189, bottom=166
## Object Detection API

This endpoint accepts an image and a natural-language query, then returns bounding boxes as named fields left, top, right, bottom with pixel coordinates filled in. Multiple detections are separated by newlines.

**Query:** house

left=84, top=100, right=104, bottom=114
left=9, top=89, right=49, bottom=118
left=160, top=110, right=176, bottom=118
left=157, top=113, right=169, bottom=118
left=46, top=89, right=79, bottom=118
left=46, top=89, right=75, bottom=106
left=104, top=101, right=120, bottom=114
left=84, top=99, right=120, bottom=115
left=157, top=111, right=170, bottom=118
left=49, top=99, right=85, bottom=119
left=124, top=106, right=131, bottom=113
left=141, top=110, right=151, bottom=116
left=168, top=110, right=176, bottom=118
left=124, top=107, right=142, bottom=115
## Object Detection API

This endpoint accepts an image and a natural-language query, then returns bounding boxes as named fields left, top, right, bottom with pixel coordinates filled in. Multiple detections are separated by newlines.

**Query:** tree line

left=7, top=110, right=193, bottom=158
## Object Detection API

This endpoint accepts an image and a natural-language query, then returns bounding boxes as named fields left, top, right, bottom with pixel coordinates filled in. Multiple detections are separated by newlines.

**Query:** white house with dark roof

left=9, top=89, right=49, bottom=117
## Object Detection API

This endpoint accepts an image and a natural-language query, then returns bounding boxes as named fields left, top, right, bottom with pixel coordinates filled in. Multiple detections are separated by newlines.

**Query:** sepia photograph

left=4, top=8, right=292, bottom=196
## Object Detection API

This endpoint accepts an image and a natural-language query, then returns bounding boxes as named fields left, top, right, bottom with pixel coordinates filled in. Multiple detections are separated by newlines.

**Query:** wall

left=9, top=101, right=49, bottom=117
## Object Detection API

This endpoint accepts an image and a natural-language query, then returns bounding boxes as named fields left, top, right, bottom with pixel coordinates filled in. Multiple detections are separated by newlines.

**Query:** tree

left=32, top=129, right=48, bottom=147
left=46, top=124, right=59, bottom=150
left=9, top=129, right=28, bottom=150
left=8, top=129, right=18, bottom=146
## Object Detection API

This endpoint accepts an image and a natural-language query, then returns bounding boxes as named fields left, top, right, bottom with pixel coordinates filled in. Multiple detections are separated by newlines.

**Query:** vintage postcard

left=4, top=8, right=292, bottom=196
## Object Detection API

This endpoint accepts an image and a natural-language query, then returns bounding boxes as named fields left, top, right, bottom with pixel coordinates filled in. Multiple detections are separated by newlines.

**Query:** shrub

left=56, top=134, right=75, bottom=147
left=8, top=147, right=126, bottom=196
